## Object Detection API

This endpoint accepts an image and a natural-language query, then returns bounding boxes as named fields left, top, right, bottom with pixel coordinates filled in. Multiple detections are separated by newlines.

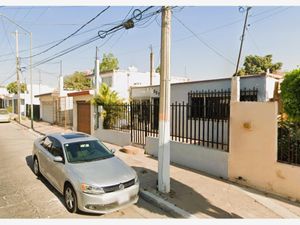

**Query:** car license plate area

left=117, top=194, right=130, bottom=204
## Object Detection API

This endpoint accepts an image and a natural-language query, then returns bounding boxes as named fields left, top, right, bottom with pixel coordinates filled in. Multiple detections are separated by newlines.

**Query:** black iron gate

left=130, top=102, right=150, bottom=146
left=106, top=88, right=257, bottom=150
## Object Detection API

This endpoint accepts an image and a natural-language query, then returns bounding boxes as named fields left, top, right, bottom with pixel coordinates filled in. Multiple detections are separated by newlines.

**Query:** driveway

left=0, top=122, right=171, bottom=218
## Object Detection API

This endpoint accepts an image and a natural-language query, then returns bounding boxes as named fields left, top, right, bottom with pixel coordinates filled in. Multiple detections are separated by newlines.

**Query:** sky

left=0, top=5, right=299, bottom=88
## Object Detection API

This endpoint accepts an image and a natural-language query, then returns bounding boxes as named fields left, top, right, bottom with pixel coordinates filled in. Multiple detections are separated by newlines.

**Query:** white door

left=42, top=101, right=54, bottom=123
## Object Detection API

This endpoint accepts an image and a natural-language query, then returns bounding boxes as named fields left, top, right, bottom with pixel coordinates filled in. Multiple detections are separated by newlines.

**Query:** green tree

left=281, top=68, right=300, bottom=121
left=100, top=53, right=119, bottom=73
left=6, top=81, right=27, bottom=94
left=155, top=65, right=160, bottom=73
left=236, top=54, right=282, bottom=76
left=92, top=83, right=123, bottom=129
left=64, top=71, right=91, bottom=90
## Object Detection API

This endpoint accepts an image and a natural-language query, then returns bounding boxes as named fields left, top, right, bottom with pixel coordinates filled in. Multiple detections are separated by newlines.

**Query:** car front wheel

left=64, top=184, right=78, bottom=213
left=33, top=157, right=40, bottom=176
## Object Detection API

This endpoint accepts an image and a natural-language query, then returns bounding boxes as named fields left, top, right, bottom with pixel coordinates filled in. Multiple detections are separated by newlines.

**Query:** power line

left=1, top=17, right=15, bottom=55
left=20, top=7, right=33, bottom=21
left=251, top=6, right=291, bottom=24
left=0, top=71, right=16, bottom=86
left=28, top=6, right=158, bottom=69
left=33, top=7, right=49, bottom=22
left=0, top=19, right=127, bottom=59
left=173, top=14, right=235, bottom=66
left=246, top=29, right=262, bottom=55
left=0, top=6, right=281, bottom=61
left=22, top=6, right=111, bottom=59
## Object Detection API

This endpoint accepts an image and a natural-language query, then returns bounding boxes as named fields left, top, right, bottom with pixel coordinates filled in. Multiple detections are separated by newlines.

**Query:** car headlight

left=134, top=175, right=139, bottom=184
left=81, top=183, right=105, bottom=194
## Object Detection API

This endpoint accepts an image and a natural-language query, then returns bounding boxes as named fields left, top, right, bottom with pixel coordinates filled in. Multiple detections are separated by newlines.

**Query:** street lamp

left=0, top=13, right=33, bottom=129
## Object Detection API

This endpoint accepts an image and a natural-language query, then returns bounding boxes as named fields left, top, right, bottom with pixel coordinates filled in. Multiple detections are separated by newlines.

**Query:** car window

left=51, top=138, right=64, bottom=158
left=64, top=140, right=114, bottom=163
left=0, top=109, right=8, bottom=115
left=41, top=137, right=53, bottom=152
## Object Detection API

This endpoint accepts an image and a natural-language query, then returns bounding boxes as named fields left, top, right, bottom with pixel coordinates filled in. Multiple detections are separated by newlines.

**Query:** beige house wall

left=72, top=95, right=94, bottom=135
left=228, top=101, right=300, bottom=201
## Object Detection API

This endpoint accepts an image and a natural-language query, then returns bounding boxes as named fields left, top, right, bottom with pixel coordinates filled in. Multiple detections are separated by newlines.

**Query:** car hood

left=68, top=156, right=136, bottom=186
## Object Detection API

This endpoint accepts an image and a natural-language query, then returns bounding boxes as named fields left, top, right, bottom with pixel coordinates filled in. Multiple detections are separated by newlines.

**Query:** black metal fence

left=102, top=88, right=258, bottom=151
left=26, top=104, right=40, bottom=120
left=278, top=121, right=300, bottom=166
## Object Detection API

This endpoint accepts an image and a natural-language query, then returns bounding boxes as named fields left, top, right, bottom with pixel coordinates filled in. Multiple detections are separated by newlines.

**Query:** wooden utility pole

left=158, top=6, right=171, bottom=193
left=150, top=45, right=154, bottom=86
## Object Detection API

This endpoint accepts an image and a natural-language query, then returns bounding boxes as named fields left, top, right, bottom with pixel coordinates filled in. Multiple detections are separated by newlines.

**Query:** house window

left=188, top=90, right=231, bottom=120
left=188, top=88, right=257, bottom=120
left=240, top=88, right=258, bottom=101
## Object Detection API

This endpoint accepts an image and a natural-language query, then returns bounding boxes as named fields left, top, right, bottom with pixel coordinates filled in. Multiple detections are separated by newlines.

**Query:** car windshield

left=64, top=140, right=114, bottom=163
left=0, top=109, right=8, bottom=115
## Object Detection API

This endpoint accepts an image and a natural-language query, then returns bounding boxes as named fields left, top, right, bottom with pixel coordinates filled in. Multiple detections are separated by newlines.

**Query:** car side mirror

left=110, top=148, right=116, bottom=154
left=53, top=156, right=64, bottom=163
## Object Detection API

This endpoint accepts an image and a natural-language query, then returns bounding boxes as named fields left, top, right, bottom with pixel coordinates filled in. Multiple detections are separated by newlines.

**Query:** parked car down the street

left=32, top=132, right=139, bottom=214
left=0, top=109, right=10, bottom=123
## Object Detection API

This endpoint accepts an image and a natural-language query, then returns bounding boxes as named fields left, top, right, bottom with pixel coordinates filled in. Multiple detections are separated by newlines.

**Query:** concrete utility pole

left=158, top=6, right=171, bottom=193
left=232, top=7, right=251, bottom=102
left=150, top=45, right=154, bottom=86
left=1, top=14, right=33, bottom=127
left=234, top=6, right=251, bottom=76
left=15, top=30, right=21, bottom=123
left=29, top=32, right=33, bottom=129
left=94, top=47, right=100, bottom=94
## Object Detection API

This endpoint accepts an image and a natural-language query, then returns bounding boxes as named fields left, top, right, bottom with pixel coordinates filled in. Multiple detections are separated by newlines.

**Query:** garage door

left=77, top=101, right=91, bottom=134
left=42, top=101, right=54, bottom=123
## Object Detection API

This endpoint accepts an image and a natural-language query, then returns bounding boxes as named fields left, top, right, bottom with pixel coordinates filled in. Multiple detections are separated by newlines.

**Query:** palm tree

left=92, top=83, right=123, bottom=129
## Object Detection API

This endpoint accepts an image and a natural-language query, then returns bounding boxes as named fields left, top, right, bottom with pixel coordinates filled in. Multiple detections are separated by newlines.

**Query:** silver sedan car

left=32, top=132, right=139, bottom=214
left=0, top=109, right=10, bottom=122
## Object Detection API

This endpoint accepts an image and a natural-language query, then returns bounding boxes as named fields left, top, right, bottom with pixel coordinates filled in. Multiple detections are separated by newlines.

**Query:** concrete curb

left=140, top=189, right=198, bottom=219
left=237, top=187, right=299, bottom=218
left=12, top=121, right=44, bottom=137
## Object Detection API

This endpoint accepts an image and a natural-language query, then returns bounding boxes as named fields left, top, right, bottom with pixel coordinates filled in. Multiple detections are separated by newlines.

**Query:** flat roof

left=67, top=90, right=94, bottom=97
left=34, top=92, right=57, bottom=97
left=131, top=73, right=282, bottom=90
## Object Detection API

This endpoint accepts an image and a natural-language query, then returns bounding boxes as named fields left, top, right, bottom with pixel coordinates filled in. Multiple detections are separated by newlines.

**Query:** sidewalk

left=17, top=120, right=300, bottom=218
left=109, top=144, right=300, bottom=219
left=19, top=118, right=72, bottom=135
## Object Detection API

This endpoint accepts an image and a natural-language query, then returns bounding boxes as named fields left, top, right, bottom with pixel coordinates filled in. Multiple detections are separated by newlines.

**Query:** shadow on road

left=25, top=155, right=102, bottom=217
left=133, top=166, right=242, bottom=218
left=24, top=155, right=171, bottom=218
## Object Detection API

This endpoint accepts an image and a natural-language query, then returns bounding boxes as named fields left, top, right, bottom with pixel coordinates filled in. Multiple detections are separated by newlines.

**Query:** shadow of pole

left=133, top=166, right=242, bottom=218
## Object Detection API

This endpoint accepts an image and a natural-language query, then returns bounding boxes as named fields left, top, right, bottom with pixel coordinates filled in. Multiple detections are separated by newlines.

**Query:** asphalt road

left=0, top=122, right=171, bottom=218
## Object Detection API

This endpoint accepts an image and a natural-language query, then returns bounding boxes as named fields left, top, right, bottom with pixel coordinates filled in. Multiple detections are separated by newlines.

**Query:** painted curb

left=140, top=189, right=198, bottom=219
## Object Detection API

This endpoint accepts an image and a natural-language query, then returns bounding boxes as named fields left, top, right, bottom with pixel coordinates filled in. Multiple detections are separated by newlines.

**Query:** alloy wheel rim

left=34, top=160, right=38, bottom=174
left=65, top=188, right=74, bottom=209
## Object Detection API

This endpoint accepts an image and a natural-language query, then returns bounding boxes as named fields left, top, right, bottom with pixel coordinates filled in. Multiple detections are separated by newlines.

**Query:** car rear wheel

left=64, top=184, right=78, bottom=213
left=33, top=157, right=40, bottom=176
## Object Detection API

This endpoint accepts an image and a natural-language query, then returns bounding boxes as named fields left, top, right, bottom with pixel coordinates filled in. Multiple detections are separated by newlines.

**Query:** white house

left=35, top=76, right=74, bottom=125
left=98, top=66, right=190, bottom=101
left=4, top=83, right=53, bottom=117
left=130, top=73, right=283, bottom=104
left=0, top=87, right=9, bottom=108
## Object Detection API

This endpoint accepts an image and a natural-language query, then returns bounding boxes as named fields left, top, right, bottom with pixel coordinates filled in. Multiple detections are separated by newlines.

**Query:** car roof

left=47, top=132, right=98, bottom=144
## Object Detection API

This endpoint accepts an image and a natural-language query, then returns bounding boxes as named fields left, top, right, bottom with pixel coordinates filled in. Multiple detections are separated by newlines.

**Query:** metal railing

left=102, top=88, right=258, bottom=151
left=278, top=121, right=300, bottom=166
